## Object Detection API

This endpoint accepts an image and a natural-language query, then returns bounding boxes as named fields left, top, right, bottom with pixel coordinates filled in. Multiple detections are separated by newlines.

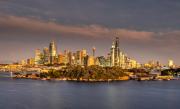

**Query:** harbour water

left=0, top=72, right=180, bottom=109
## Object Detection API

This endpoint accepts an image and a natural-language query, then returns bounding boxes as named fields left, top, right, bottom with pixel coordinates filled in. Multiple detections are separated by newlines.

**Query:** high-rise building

left=43, top=47, right=49, bottom=64
left=110, top=37, right=120, bottom=66
left=76, top=50, right=82, bottom=65
left=67, top=51, right=73, bottom=65
left=114, top=37, right=120, bottom=66
left=110, top=42, right=115, bottom=66
left=85, top=55, right=95, bottom=66
left=119, top=52, right=125, bottom=68
left=58, top=53, right=66, bottom=65
left=35, top=49, right=42, bottom=65
left=110, top=37, right=140, bottom=68
left=105, top=53, right=111, bottom=67
left=49, top=41, right=57, bottom=65
left=81, top=49, right=87, bottom=66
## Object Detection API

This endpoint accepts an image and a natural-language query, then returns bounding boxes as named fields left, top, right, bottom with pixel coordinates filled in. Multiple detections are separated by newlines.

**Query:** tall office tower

left=114, top=37, right=120, bottom=66
left=35, top=49, right=42, bottom=65
left=110, top=42, right=115, bottom=67
left=119, top=52, right=125, bottom=68
left=64, top=50, right=69, bottom=65
left=110, top=37, right=120, bottom=67
left=106, top=53, right=111, bottom=67
left=43, top=47, right=50, bottom=65
left=76, top=50, right=82, bottom=65
left=81, top=49, right=87, bottom=66
left=92, top=47, right=96, bottom=57
left=49, top=41, right=57, bottom=65
left=67, top=51, right=73, bottom=65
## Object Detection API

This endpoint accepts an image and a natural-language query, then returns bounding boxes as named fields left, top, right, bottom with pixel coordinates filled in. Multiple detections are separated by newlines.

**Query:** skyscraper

left=110, top=42, right=115, bottom=66
left=58, top=53, right=66, bottom=65
left=110, top=37, right=120, bottom=66
left=35, top=49, right=42, bottom=65
left=43, top=47, right=49, bottom=65
left=76, top=50, right=82, bottom=65
left=114, top=37, right=120, bottom=66
left=49, top=41, right=57, bottom=65
left=81, top=49, right=87, bottom=66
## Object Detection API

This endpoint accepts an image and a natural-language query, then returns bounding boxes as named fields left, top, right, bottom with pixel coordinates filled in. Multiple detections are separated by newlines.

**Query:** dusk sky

left=0, top=0, right=180, bottom=65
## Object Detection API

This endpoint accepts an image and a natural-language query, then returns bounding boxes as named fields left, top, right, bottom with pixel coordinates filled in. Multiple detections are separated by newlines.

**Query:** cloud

left=0, top=14, right=154, bottom=40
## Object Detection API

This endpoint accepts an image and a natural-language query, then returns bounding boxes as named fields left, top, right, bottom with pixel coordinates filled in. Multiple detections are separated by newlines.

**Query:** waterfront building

left=129, top=59, right=138, bottom=69
left=49, top=41, right=58, bottom=65
left=144, top=60, right=162, bottom=69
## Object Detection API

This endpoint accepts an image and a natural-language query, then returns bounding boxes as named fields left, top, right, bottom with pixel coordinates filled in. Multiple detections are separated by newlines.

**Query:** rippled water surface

left=0, top=72, right=180, bottom=109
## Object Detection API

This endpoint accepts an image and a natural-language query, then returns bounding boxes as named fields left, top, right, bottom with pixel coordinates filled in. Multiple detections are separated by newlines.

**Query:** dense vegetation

left=161, top=68, right=180, bottom=76
left=39, top=65, right=128, bottom=80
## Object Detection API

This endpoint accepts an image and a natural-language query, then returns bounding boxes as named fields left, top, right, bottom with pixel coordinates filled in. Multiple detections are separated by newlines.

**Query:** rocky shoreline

left=13, top=75, right=130, bottom=82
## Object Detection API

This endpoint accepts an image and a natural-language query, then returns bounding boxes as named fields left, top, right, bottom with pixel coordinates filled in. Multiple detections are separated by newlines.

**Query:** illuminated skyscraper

left=110, top=37, right=120, bottom=66
left=110, top=42, right=115, bottom=66
left=114, top=37, right=120, bottom=66
left=49, top=41, right=57, bottom=65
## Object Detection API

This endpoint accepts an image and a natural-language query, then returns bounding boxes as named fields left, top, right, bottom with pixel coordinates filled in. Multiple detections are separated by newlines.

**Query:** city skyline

left=0, top=0, right=180, bottom=64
